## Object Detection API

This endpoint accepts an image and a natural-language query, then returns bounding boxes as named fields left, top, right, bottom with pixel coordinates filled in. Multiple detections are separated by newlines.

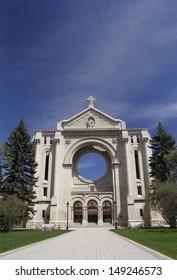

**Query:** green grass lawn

left=0, top=229, right=69, bottom=254
left=112, top=228, right=177, bottom=259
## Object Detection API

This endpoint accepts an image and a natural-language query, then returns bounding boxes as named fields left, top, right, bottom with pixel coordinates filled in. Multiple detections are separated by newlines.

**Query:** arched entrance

left=103, top=201, right=112, bottom=223
left=87, top=200, right=98, bottom=223
left=74, top=201, right=83, bottom=224
left=65, top=137, right=115, bottom=227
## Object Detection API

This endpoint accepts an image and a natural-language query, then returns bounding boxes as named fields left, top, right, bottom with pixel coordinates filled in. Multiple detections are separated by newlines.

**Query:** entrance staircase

left=70, top=222, right=114, bottom=229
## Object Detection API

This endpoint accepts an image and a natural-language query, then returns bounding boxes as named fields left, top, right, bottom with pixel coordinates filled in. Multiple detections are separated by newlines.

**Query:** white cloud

left=127, top=102, right=177, bottom=123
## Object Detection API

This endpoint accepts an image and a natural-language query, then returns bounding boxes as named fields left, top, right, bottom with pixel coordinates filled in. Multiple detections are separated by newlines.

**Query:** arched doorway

left=87, top=200, right=98, bottom=223
left=74, top=201, right=83, bottom=224
left=103, top=201, right=112, bottom=223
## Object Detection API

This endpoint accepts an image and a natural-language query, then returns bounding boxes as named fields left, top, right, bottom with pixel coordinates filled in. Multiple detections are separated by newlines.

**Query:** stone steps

left=70, top=222, right=114, bottom=229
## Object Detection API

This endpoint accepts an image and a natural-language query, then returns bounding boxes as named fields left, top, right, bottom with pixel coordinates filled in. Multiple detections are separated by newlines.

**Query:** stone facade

left=29, top=97, right=163, bottom=228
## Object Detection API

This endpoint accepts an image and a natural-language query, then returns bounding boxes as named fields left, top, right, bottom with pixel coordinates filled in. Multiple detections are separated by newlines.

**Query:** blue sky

left=78, top=152, right=107, bottom=180
left=1, top=0, right=177, bottom=143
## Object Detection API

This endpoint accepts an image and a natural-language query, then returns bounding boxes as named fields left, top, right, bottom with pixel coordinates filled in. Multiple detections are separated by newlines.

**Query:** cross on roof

left=87, top=96, right=96, bottom=107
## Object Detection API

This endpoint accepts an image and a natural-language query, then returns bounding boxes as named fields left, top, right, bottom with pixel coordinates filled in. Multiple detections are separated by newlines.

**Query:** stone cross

left=87, top=96, right=96, bottom=107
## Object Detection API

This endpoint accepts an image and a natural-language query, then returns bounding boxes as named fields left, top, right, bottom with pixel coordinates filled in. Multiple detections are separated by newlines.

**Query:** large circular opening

left=77, top=152, right=107, bottom=181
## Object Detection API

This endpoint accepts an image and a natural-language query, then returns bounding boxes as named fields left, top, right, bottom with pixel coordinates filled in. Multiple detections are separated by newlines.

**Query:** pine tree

left=0, top=166, right=3, bottom=192
left=149, top=122, right=176, bottom=181
left=0, top=144, right=4, bottom=193
left=3, top=119, right=38, bottom=219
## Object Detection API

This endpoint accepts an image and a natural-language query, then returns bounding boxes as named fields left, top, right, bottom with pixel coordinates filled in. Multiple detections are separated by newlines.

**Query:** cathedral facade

left=29, top=97, right=163, bottom=228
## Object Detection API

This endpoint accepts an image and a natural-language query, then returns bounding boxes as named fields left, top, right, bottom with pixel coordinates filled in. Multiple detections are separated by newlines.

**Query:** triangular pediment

left=60, top=106, right=126, bottom=130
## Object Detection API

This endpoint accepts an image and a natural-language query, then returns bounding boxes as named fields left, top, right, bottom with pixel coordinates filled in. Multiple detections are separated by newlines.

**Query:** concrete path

left=0, top=228, right=171, bottom=260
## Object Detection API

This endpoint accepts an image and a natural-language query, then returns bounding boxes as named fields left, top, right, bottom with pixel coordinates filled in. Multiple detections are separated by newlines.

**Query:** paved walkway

left=0, top=228, right=171, bottom=260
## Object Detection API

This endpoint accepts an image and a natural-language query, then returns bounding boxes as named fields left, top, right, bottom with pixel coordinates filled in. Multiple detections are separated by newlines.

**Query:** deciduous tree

left=151, top=179, right=177, bottom=229
left=0, top=195, right=27, bottom=232
left=149, top=124, right=177, bottom=228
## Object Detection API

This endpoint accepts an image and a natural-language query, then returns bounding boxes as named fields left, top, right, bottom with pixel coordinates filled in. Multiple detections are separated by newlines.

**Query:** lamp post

left=66, top=202, right=69, bottom=230
left=114, top=201, right=117, bottom=229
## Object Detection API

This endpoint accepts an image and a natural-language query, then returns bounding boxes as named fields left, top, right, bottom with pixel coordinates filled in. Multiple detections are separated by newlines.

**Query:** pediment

left=60, top=107, right=126, bottom=130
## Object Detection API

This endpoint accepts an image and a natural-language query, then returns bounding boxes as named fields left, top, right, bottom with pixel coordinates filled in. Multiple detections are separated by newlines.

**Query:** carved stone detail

left=63, top=163, right=73, bottom=168
left=62, top=130, right=120, bottom=137
left=65, top=139, right=71, bottom=145
left=34, top=139, right=40, bottom=144
left=87, top=96, right=96, bottom=107
left=86, top=116, right=95, bottom=128
left=112, top=138, right=118, bottom=144
left=54, top=139, right=60, bottom=143
left=123, top=138, right=129, bottom=143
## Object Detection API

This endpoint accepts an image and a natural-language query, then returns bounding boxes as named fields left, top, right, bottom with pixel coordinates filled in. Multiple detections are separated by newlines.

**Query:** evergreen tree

left=3, top=119, right=38, bottom=220
left=0, top=166, right=3, bottom=192
left=0, top=144, right=4, bottom=192
left=149, top=122, right=176, bottom=181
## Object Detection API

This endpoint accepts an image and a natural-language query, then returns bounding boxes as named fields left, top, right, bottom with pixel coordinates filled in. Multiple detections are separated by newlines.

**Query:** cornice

left=62, top=129, right=121, bottom=137
left=42, top=131, right=55, bottom=136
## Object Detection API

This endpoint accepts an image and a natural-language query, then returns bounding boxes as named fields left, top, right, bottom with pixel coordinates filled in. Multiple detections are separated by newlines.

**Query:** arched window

left=134, top=150, right=140, bottom=179
left=87, top=200, right=98, bottom=223
left=74, top=201, right=83, bottom=223
left=88, top=200, right=98, bottom=209
left=44, top=152, right=49, bottom=181
left=103, top=201, right=112, bottom=223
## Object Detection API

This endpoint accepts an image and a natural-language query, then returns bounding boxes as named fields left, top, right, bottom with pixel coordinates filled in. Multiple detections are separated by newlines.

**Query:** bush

left=0, top=195, right=27, bottom=232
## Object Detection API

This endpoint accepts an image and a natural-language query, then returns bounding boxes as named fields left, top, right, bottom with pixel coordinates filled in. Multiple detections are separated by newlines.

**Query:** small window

left=44, top=154, right=49, bottom=181
left=42, top=210, right=45, bottom=218
left=131, top=136, right=133, bottom=144
left=50, top=137, right=53, bottom=144
left=43, top=187, right=47, bottom=197
left=90, top=185, right=94, bottom=192
left=137, top=186, right=142, bottom=195
left=137, top=136, right=140, bottom=144
left=140, top=209, right=143, bottom=217
left=44, top=137, right=47, bottom=145
left=134, top=150, right=140, bottom=179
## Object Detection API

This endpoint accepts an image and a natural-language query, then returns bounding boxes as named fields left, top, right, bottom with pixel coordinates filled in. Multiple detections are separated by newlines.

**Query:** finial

left=87, top=96, right=96, bottom=108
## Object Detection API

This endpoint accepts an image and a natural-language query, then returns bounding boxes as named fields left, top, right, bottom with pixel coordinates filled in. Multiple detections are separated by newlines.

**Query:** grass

left=0, top=229, right=69, bottom=254
left=112, top=228, right=177, bottom=259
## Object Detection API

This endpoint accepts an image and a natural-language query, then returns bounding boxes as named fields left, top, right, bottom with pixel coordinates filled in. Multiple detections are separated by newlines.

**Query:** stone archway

left=69, top=143, right=114, bottom=226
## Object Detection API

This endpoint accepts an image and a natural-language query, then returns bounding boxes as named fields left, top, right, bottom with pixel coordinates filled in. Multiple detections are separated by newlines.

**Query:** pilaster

left=50, top=133, right=60, bottom=224
left=98, top=206, right=103, bottom=226
left=111, top=161, right=121, bottom=224
left=82, top=207, right=88, bottom=226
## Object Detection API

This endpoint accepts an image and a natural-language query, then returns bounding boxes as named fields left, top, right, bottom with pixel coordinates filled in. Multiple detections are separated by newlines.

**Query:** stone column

left=71, top=206, right=74, bottom=222
left=50, top=135, right=60, bottom=226
left=52, top=138, right=60, bottom=198
left=122, top=135, right=132, bottom=197
left=59, top=164, right=72, bottom=227
left=141, top=131, right=151, bottom=226
left=82, top=207, right=88, bottom=226
left=98, top=206, right=103, bottom=226
left=122, top=133, right=135, bottom=225
left=111, top=161, right=121, bottom=225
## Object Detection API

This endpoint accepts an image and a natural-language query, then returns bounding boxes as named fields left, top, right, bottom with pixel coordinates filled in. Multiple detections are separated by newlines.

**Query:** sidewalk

left=0, top=228, right=171, bottom=260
